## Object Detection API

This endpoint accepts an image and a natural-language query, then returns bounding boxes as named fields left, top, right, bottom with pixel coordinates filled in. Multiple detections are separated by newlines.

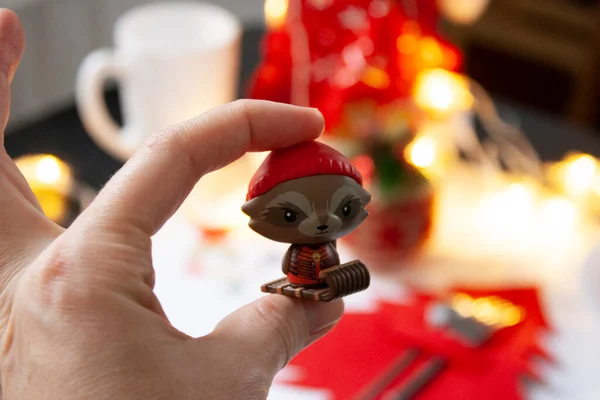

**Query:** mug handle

left=76, top=49, right=134, bottom=161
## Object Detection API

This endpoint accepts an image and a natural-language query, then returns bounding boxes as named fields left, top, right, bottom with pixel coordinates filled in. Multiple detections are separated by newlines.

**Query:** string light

left=553, top=153, right=599, bottom=197
left=265, top=0, right=288, bottom=30
left=406, top=136, right=436, bottom=169
left=413, top=69, right=473, bottom=117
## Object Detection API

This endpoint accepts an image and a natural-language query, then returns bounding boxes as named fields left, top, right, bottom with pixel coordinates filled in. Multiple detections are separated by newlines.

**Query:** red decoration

left=280, top=287, right=551, bottom=399
left=322, top=121, right=435, bottom=266
left=248, top=0, right=463, bottom=132
left=343, top=181, right=435, bottom=267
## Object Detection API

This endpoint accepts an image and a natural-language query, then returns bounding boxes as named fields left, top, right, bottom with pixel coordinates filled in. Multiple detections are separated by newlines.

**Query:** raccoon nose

left=317, top=225, right=329, bottom=231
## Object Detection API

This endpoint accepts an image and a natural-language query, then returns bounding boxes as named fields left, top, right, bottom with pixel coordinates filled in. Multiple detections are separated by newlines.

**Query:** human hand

left=0, top=9, right=343, bottom=400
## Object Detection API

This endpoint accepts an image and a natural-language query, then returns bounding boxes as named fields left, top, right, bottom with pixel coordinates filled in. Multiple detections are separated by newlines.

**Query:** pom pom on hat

left=246, top=141, right=363, bottom=201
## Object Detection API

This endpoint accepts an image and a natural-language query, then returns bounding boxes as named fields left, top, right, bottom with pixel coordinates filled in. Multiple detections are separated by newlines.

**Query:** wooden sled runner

left=261, top=260, right=370, bottom=302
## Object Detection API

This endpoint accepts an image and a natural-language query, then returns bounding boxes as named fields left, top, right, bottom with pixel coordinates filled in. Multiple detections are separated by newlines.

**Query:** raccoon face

left=242, top=175, right=371, bottom=244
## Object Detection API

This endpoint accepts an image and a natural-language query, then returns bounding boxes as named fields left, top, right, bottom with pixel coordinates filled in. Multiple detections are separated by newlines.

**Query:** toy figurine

left=242, top=141, right=372, bottom=302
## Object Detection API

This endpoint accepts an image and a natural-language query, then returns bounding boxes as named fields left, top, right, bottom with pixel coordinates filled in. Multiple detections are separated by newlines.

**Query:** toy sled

left=261, top=260, right=370, bottom=302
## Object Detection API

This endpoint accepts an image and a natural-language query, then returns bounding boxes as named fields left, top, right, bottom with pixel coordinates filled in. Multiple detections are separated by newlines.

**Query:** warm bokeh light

left=397, top=34, right=418, bottom=55
left=539, top=196, right=578, bottom=230
left=451, top=293, right=525, bottom=328
left=15, top=154, right=74, bottom=223
left=413, top=69, right=473, bottom=116
left=593, top=175, right=600, bottom=199
left=36, top=155, right=63, bottom=185
left=477, top=180, right=537, bottom=241
left=504, top=183, right=536, bottom=217
left=403, top=120, right=459, bottom=181
left=397, top=21, right=421, bottom=55
left=452, top=293, right=474, bottom=317
left=418, top=38, right=444, bottom=67
left=265, top=0, right=289, bottom=30
left=500, top=305, right=524, bottom=327
left=15, top=154, right=73, bottom=193
left=361, top=66, right=390, bottom=89
left=563, top=154, right=598, bottom=197
left=437, top=0, right=491, bottom=25
left=35, top=190, right=69, bottom=223
left=406, top=136, right=436, bottom=168
left=472, top=297, right=499, bottom=325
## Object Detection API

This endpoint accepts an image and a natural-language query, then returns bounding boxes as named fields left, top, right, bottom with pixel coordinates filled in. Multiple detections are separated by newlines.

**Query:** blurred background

left=4, top=0, right=262, bottom=129
left=442, top=0, right=600, bottom=129
left=4, top=1, right=600, bottom=398
left=4, top=0, right=599, bottom=131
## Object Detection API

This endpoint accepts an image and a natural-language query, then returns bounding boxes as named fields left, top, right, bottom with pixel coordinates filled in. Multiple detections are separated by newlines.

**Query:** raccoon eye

left=342, top=202, right=352, bottom=217
left=283, top=209, right=298, bottom=222
left=336, top=198, right=361, bottom=220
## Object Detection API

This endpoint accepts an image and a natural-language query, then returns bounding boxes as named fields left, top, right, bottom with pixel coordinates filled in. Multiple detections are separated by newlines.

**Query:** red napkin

left=281, top=287, right=550, bottom=399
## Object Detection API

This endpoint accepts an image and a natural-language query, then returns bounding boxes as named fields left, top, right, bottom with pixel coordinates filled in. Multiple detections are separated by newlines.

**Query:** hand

left=0, top=9, right=343, bottom=400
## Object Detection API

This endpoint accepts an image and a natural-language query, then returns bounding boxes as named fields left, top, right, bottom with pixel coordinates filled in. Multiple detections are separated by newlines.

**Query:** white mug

left=76, top=2, right=242, bottom=161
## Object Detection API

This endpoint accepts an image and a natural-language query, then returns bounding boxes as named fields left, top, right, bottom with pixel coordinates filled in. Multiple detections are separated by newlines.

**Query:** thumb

left=211, top=296, right=344, bottom=376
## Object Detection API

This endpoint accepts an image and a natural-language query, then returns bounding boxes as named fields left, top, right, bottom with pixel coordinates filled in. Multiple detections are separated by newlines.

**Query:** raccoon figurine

left=242, top=141, right=372, bottom=301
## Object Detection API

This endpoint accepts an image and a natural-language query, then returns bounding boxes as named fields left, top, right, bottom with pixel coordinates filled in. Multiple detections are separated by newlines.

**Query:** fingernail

left=303, top=299, right=344, bottom=336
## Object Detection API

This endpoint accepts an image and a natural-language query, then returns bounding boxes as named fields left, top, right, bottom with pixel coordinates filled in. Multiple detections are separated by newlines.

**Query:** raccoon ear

left=242, top=196, right=265, bottom=217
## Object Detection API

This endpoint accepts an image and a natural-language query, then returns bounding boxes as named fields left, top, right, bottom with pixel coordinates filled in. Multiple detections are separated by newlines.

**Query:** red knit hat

left=246, top=141, right=363, bottom=201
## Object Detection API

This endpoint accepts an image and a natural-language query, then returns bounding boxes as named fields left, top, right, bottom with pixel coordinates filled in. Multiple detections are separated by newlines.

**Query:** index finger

left=78, top=100, right=324, bottom=236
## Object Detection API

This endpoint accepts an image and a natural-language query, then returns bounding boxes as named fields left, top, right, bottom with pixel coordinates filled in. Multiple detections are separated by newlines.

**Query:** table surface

left=5, top=26, right=600, bottom=400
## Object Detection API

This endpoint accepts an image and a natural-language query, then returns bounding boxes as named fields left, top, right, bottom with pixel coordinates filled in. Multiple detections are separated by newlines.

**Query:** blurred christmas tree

left=247, top=0, right=489, bottom=264
left=248, top=0, right=471, bottom=132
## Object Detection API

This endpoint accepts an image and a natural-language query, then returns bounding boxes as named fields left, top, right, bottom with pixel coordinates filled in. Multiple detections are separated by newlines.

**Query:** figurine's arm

left=282, top=246, right=293, bottom=275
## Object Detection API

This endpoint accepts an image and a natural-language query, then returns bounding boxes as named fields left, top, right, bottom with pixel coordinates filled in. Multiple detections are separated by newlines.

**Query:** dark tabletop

left=5, top=27, right=600, bottom=191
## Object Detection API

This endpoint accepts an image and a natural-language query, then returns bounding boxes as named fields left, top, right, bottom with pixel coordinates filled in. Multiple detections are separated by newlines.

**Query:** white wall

left=7, top=0, right=264, bottom=129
